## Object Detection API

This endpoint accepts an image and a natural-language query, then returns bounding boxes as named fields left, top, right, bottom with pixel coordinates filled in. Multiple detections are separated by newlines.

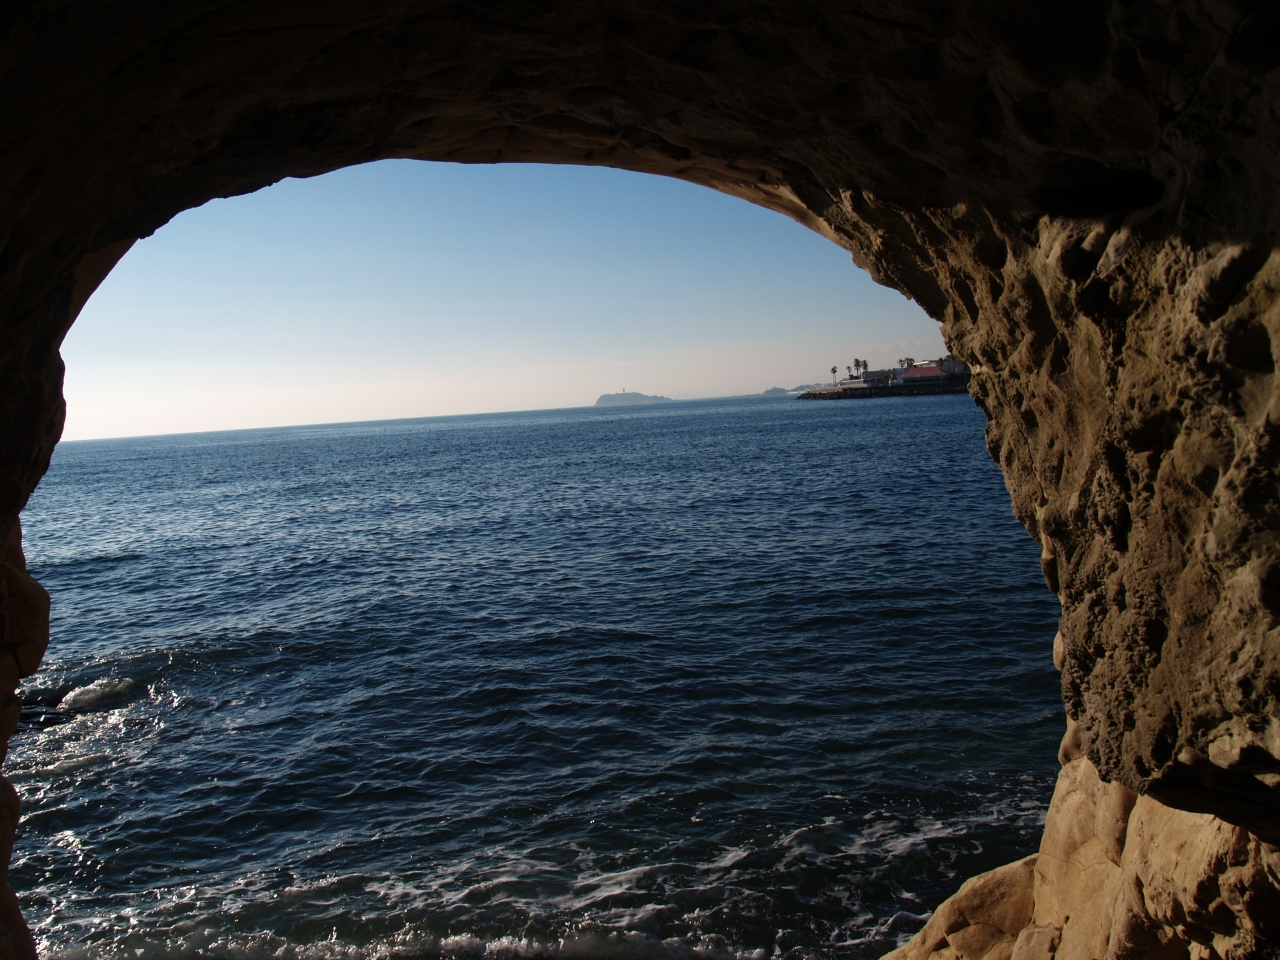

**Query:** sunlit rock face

left=0, top=2, right=1277, bottom=957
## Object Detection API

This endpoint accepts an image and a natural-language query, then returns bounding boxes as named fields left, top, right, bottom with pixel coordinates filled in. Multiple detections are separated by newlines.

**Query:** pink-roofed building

left=894, top=357, right=968, bottom=383
left=902, top=363, right=946, bottom=379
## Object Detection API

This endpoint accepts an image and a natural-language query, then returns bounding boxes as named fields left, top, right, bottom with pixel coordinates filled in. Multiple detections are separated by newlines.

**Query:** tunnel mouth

left=5, top=4, right=1280, bottom=956
left=10, top=390, right=1062, bottom=959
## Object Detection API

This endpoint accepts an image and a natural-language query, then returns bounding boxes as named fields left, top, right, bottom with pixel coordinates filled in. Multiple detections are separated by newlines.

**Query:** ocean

left=12, top=393, right=1062, bottom=960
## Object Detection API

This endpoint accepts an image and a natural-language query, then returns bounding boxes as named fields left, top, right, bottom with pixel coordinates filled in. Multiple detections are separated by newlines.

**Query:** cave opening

left=8, top=160, right=1063, bottom=958
left=4, top=4, right=1279, bottom=957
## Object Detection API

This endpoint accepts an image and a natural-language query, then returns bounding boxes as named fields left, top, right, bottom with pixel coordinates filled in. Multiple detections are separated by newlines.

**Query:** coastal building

left=897, top=356, right=968, bottom=383
left=807, top=357, right=970, bottom=401
left=838, top=367, right=895, bottom=388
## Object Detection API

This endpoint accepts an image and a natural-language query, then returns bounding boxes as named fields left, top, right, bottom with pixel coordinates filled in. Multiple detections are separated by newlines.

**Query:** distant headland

left=595, top=391, right=674, bottom=406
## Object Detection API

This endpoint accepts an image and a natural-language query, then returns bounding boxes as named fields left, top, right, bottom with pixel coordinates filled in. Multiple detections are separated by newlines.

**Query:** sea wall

left=0, top=3, right=1277, bottom=957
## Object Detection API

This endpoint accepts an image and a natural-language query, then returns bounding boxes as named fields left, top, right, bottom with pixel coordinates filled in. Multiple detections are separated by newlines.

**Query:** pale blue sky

left=65, top=160, right=946, bottom=440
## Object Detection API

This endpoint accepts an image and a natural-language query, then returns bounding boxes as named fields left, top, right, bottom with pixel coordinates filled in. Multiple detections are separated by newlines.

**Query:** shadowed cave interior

left=1, top=3, right=1279, bottom=958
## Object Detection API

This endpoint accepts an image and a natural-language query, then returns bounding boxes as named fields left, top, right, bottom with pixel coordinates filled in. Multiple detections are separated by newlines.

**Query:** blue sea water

left=12, top=394, right=1062, bottom=960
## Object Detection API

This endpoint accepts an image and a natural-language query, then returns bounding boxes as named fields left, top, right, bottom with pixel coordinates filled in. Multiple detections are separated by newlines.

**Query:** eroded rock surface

left=0, top=2, right=1278, bottom=957
left=888, top=753, right=1280, bottom=960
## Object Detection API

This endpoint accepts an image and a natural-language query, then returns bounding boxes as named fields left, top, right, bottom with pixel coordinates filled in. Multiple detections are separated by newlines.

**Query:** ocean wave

left=58, top=677, right=137, bottom=712
left=31, top=550, right=145, bottom=571
left=36, top=753, right=116, bottom=777
left=34, top=790, right=1048, bottom=958
left=41, top=926, right=772, bottom=960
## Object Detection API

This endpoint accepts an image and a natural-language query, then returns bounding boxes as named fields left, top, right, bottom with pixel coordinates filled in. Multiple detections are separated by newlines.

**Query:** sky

left=64, top=160, right=946, bottom=440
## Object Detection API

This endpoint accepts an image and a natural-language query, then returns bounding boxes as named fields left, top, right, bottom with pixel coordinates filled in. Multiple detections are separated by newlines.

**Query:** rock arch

left=1, top=3, right=1278, bottom=958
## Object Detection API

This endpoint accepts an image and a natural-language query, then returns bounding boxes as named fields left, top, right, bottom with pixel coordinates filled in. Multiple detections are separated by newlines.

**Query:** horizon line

left=57, top=390, right=802, bottom=445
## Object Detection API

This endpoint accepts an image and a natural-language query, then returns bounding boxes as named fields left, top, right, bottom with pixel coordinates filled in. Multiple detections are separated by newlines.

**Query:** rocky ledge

left=888, top=732, right=1280, bottom=960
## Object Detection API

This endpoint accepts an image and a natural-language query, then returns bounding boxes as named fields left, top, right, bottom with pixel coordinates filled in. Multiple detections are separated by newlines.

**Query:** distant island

left=595, top=391, right=675, bottom=406
left=764, top=385, right=830, bottom=396
left=598, top=386, right=830, bottom=405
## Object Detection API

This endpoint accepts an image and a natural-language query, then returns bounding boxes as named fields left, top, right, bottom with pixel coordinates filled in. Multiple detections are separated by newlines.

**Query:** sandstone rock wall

left=887, top=704, right=1280, bottom=960
left=886, top=753, right=1280, bottom=960
left=0, top=2, right=1277, bottom=957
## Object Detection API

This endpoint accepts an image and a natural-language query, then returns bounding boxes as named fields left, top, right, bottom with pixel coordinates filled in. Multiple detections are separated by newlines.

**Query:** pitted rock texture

left=1, top=1, right=1279, bottom=957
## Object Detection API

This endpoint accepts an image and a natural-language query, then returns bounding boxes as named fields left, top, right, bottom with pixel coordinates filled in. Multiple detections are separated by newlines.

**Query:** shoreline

left=798, top=381, right=970, bottom=400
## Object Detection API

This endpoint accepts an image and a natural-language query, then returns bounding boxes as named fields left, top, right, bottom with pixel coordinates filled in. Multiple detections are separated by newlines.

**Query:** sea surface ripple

left=13, top=394, right=1062, bottom=960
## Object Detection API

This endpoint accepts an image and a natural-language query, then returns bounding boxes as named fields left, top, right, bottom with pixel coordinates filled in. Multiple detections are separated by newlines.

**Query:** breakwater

left=798, top=381, right=970, bottom=400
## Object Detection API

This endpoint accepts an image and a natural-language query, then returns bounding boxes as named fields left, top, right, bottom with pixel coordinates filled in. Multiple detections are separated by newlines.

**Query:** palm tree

left=831, top=365, right=838, bottom=386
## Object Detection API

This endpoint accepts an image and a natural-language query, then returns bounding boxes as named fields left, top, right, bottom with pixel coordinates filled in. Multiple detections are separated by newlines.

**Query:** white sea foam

left=39, top=753, right=114, bottom=777
left=59, top=677, right=136, bottom=712
left=40, top=926, right=773, bottom=960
